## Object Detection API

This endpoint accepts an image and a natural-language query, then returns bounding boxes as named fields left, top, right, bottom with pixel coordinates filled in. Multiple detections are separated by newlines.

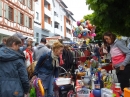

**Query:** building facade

left=34, top=0, right=75, bottom=43
left=0, top=0, right=35, bottom=43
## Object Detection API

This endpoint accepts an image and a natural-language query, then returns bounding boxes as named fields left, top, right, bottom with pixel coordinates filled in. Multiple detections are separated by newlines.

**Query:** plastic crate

left=124, top=88, right=130, bottom=97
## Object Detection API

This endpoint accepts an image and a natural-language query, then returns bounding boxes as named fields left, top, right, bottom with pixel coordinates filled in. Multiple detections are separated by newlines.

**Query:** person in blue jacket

left=0, top=36, right=29, bottom=97
left=32, top=42, right=64, bottom=97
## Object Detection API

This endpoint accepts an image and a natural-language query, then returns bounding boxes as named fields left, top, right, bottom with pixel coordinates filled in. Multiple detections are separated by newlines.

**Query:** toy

left=33, top=78, right=45, bottom=97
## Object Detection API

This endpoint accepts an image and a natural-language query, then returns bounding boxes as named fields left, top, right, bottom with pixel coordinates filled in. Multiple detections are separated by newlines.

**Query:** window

left=61, top=26, right=62, bottom=31
left=29, top=17, right=32, bottom=28
left=54, top=11, right=58, bottom=17
left=36, top=0, right=39, bottom=4
left=20, top=13, right=24, bottom=25
left=54, top=22, right=59, bottom=28
left=28, top=0, right=32, bottom=9
left=19, top=0, right=24, bottom=4
left=36, top=12, right=39, bottom=20
left=9, top=6, right=13, bottom=21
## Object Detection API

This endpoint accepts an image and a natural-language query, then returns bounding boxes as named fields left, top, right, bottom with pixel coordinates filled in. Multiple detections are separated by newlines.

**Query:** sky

left=63, top=0, right=93, bottom=22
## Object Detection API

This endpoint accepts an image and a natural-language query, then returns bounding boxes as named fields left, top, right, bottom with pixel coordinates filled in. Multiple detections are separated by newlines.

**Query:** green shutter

left=18, top=11, right=20, bottom=24
left=0, top=1, right=2, bottom=16
left=14, top=9, right=17, bottom=22
left=5, top=4, right=9, bottom=19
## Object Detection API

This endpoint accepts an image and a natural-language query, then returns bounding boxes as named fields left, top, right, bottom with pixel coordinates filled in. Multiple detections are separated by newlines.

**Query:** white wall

left=34, top=0, right=41, bottom=25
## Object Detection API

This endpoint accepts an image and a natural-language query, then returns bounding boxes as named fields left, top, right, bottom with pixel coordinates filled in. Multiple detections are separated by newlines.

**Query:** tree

left=86, top=0, right=130, bottom=36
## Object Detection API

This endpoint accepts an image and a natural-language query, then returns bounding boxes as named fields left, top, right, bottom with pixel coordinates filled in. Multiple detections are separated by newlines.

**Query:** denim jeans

left=45, top=75, right=54, bottom=97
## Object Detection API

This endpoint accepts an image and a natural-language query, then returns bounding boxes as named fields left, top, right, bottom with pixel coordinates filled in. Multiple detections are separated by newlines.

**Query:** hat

left=13, top=32, right=28, bottom=40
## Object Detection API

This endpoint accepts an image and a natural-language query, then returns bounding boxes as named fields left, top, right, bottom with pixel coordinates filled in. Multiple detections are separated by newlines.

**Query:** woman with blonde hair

left=32, top=42, right=64, bottom=97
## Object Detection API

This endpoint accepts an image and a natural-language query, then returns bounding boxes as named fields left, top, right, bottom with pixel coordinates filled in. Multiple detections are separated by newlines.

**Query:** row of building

left=0, top=0, right=76, bottom=43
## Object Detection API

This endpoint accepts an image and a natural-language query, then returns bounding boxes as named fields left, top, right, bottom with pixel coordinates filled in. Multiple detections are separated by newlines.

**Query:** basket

left=56, top=78, right=71, bottom=86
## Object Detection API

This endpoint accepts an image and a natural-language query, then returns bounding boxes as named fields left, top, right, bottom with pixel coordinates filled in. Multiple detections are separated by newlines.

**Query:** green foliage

left=86, top=0, right=130, bottom=36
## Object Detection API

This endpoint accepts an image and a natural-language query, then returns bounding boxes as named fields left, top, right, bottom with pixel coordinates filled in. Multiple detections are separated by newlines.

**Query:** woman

left=32, top=42, right=64, bottom=97
left=103, top=32, right=130, bottom=91
left=0, top=36, right=29, bottom=97
left=24, top=44, right=33, bottom=68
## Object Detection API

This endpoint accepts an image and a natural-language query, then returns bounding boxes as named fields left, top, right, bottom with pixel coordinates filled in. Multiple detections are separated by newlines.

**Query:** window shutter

left=18, top=11, right=20, bottom=24
left=32, top=1, right=34, bottom=11
left=0, top=1, right=2, bottom=16
left=28, top=0, right=30, bottom=8
left=14, top=9, right=17, bottom=22
left=24, top=15, right=26, bottom=26
left=26, top=16, right=29, bottom=27
left=24, top=0, right=27, bottom=6
left=32, top=19, right=34, bottom=29
left=5, top=4, right=9, bottom=19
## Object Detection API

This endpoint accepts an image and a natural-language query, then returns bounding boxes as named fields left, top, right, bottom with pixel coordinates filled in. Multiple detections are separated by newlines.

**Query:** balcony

left=45, top=0, right=51, bottom=5
left=66, top=22, right=71, bottom=30
left=54, top=16, right=60, bottom=23
left=66, top=33, right=72, bottom=39
left=54, top=28, right=62, bottom=36
left=44, top=22, right=52, bottom=31
left=44, top=7, right=51, bottom=17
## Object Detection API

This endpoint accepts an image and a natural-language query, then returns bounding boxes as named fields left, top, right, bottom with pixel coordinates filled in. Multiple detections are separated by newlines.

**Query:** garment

left=51, top=52, right=59, bottom=67
left=62, top=49, right=74, bottom=71
left=116, top=65, right=130, bottom=91
left=127, top=42, right=130, bottom=50
left=0, top=47, right=29, bottom=97
left=110, top=39, right=130, bottom=68
left=94, top=47, right=100, bottom=56
left=33, top=43, right=50, bottom=61
left=33, top=46, right=37, bottom=51
left=34, top=52, right=59, bottom=97
left=81, top=43, right=87, bottom=51
left=0, top=43, right=6, bottom=48
left=94, top=47, right=101, bottom=62
left=110, top=39, right=130, bottom=91
left=24, top=49, right=33, bottom=68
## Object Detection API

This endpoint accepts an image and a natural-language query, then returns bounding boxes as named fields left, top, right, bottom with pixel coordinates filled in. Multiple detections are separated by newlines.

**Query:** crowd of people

left=0, top=32, right=130, bottom=96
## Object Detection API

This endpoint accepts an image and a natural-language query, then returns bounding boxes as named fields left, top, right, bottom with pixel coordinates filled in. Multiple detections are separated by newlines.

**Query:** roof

left=60, top=0, right=68, bottom=8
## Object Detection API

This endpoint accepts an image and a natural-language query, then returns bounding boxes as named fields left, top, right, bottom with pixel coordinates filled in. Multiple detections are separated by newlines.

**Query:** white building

left=34, top=0, right=76, bottom=43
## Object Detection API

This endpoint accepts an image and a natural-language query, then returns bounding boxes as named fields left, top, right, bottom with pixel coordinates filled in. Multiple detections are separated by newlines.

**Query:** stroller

left=54, top=66, right=76, bottom=97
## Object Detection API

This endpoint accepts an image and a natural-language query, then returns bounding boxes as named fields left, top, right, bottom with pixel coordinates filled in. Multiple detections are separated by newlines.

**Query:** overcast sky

left=63, top=0, right=93, bottom=21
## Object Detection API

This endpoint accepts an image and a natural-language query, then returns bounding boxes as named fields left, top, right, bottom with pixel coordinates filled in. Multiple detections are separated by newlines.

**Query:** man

left=0, top=36, right=29, bottom=96
left=33, top=37, right=50, bottom=61
left=13, top=32, right=28, bottom=56
left=27, top=38, right=33, bottom=45
left=81, top=41, right=87, bottom=51
left=33, top=42, right=39, bottom=51
left=0, top=37, right=8, bottom=47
